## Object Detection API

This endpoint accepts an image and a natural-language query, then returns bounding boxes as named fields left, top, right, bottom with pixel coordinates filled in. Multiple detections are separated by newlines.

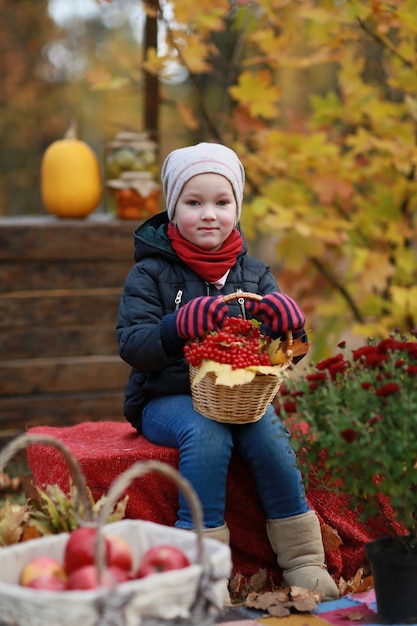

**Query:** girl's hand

left=176, top=296, right=228, bottom=339
left=245, top=292, right=305, bottom=334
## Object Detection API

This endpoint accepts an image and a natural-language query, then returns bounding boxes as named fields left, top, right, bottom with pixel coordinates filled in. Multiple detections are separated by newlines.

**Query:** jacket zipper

left=203, top=284, right=247, bottom=318
left=174, top=290, right=183, bottom=310
left=236, top=288, right=247, bottom=319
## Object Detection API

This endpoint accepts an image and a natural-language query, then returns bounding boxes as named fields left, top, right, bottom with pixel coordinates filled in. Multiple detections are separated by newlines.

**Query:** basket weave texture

left=0, top=434, right=231, bottom=626
left=189, top=291, right=292, bottom=424
left=190, top=365, right=283, bottom=424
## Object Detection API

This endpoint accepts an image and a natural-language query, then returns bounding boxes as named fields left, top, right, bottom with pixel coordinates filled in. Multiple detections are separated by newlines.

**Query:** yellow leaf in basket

left=268, top=337, right=293, bottom=366
left=248, top=365, right=288, bottom=377
left=191, top=360, right=224, bottom=386
left=293, top=336, right=311, bottom=358
left=217, top=367, right=257, bottom=386
left=192, top=360, right=287, bottom=388
left=192, top=360, right=257, bottom=387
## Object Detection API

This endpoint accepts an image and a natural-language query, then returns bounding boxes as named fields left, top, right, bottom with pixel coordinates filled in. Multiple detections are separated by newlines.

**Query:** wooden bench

left=0, top=215, right=134, bottom=439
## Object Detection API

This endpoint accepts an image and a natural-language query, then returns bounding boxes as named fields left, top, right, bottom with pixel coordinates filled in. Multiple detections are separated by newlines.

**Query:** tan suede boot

left=266, top=511, right=339, bottom=601
left=202, top=523, right=230, bottom=544
left=201, top=524, right=232, bottom=607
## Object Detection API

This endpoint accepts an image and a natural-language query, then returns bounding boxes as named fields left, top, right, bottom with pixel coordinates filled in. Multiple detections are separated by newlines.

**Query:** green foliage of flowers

left=276, top=331, right=417, bottom=550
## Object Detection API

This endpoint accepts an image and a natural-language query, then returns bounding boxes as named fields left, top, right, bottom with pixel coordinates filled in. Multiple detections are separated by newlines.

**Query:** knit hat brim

left=161, top=142, right=245, bottom=220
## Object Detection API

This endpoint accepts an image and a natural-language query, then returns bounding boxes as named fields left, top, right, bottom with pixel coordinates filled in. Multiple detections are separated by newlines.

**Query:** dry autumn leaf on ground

left=246, top=586, right=322, bottom=617
left=0, top=501, right=30, bottom=546
left=321, top=523, right=343, bottom=553
left=0, top=470, right=22, bottom=494
left=338, top=568, right=374, bottom=596
left=229, top=568, right=269, bottom=603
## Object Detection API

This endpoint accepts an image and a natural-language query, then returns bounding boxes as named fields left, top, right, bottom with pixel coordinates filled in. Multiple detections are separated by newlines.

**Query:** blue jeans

left=142, top=395, right=309, bottom=529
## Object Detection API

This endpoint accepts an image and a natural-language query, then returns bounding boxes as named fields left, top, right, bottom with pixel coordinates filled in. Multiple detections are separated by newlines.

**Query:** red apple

left=108, top=565, right=132, bottom=583
left=20, top=556, right=67, bottom=587
left=25, top=574, right=67, bottom=591
left=66, top=564, right=129, bottom=590
left=106, top=534, right=133, bottom=572
left=64, top=527, right=133, bottom=575
left=64, top=527, right=97, bottom=574
left=64, top=526, right=113, bottom=574
left=135, top=545, right=190, bottom=578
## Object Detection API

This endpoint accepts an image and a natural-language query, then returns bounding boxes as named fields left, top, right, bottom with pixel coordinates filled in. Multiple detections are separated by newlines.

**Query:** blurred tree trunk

left=144, top=13, right=159, bottom=145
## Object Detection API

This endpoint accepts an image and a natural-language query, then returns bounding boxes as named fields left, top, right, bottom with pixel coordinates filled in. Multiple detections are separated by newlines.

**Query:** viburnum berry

left=184, top=316, right=272, bottom=369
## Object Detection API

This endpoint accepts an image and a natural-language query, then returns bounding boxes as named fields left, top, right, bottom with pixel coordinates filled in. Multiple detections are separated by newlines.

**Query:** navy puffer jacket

left=116, top=211, right=293, bottom=432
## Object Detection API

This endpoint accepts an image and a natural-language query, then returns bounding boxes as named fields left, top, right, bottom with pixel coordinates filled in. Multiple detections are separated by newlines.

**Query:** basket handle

left=222, top=291, right=294, bottom=357
left=0, top=433, right=94, bottom=522
left=222, top=291, right=262, bottom=304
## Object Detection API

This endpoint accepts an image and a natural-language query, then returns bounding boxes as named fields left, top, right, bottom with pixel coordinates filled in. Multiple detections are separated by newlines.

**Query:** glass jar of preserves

left=105, top=131, right=160, bottom=220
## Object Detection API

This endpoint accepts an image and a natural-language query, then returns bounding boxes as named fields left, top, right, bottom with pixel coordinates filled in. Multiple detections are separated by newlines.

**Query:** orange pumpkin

left=41, top=122, right=102, bottom=218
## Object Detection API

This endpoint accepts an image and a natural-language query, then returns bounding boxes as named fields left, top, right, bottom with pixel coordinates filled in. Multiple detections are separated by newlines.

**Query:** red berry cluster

left=184, top=316, right=272, bottom=370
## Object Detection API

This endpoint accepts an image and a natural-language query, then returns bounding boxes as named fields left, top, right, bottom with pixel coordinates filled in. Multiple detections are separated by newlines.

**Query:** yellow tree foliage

left=102, top=0, right=417, bottom=354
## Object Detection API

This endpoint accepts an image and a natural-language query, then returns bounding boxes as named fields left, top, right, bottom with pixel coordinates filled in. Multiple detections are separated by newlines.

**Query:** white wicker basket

left=0, top=434, right=232, bottom=626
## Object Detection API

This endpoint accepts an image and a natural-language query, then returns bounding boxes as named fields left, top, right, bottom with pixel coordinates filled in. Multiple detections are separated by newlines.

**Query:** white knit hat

left=161, top=142, right=245, bottom=220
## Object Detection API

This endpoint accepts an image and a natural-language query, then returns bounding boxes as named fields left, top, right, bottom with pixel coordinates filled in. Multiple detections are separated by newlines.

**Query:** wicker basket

left=0, top=434, right=231, bottom=626
left=189, top=291, right=293, bottom=424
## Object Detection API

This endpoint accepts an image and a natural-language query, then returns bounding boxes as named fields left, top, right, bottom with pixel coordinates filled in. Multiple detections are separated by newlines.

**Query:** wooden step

left=0, top=390, right=127, bottom=436
left=0, top=216, right=140, bottom=437
left=0, top=289, right=122, bottom=329
left=1, top=325, right=119, bottom=360
left=0, top=215, right=136, bottom=261
left=0, top=355, right=131, bottom=395
left=0, top=258, right=133, bottom=292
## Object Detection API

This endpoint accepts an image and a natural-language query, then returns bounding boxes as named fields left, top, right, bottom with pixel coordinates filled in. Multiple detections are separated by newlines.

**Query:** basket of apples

left=0, top=434, right=231, bottom=626
left=186, top=292, right=295, bottom=424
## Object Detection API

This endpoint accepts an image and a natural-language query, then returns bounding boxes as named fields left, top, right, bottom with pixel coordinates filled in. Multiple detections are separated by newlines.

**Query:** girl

left=117, top=142, right=338, bottom=600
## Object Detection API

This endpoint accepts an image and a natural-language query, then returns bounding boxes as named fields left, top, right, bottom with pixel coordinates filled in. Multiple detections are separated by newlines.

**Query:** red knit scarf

left=167, top=223, right=243, bottom=283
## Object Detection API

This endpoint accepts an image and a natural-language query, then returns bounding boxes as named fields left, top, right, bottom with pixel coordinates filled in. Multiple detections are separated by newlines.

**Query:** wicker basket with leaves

left=187, top=292, right=295, bottom=424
